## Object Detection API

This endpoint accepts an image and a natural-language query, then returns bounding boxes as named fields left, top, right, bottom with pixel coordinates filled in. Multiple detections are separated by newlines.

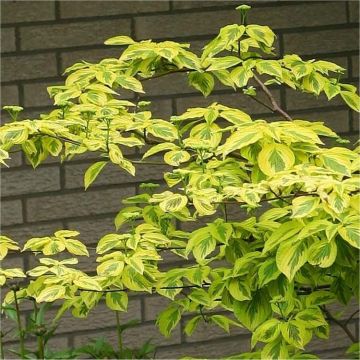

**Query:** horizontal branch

left=78, top=283, right=210, bottom=294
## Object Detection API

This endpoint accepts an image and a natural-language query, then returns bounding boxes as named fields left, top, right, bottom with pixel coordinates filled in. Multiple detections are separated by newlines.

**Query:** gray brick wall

left=1, top=1, right=359, bottom=358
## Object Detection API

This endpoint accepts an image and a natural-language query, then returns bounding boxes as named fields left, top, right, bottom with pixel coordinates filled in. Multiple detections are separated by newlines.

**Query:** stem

left=13, top=290, right=25, bottom=359
left=32, top=301, right=45, bottom=359
left=222, top=203, right=228, bottom=222
left=115, top=311, right=123, bottom=357
left=140, top=68, right=189, bottom=82
left=321, top=306, right=356, bottom=343
left=105, top=119, right=111, bottom=153
left=0, top=331, right=4, bottom=360
left=345, top=309, right=360, bottom=326
left=37, top=335, right=44, bottom=360
left=253, top=73, right=293, bottom=121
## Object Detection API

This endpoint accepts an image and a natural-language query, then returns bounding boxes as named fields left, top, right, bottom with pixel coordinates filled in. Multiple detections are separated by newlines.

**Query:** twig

left=345, top=309, right=360, bottom=326
left=321, top=305, right=356, bottom=343
left=253, top=73, right=293, bottom=121
left=13, top=289, right=25, bottom=358
left=140, top=68, right=189, bottom=82
left=247, top=95, right=275, bottom=112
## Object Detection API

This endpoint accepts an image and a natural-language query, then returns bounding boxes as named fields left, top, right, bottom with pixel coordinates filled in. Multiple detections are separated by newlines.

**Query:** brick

left=157, top=335, right=251, bottom=359
left=49, top=300, right=141, bottom=334
left=283, top=28, right=359, bottom=56
left=327, top=298, right=359, bottom=320
left=1, top=222, right=63, bottom=247
left=158, top=250, right=188, bottom=268
left=1, top=85, right=19, bottom=107
left=60, top=48, right=122, bottom=71
left=59, top=1, right=169, bottom=18
left=0, top=254, right=25, bottom=268
left=286, top=89, right=343, bottom=111
left=351, top=55, right=359, bottom=78
left=172, top=1, right=236, bottom=10
left=292, top=109, right=350, bottom=134
left=1, top=1, right=55, bottom=24
left=136, top=3, right=347, bottom=40
left=1, top=54, right=57, bottom=82
left=64, top=161, right=169, bottom=189
left=1, top=199, right=23, bottom=226
left=144, top=72, right=191, bottom=96
left=1, top=313, right=26, bottom=338
left=1, top=27, right=16, bottom=53
left=26, top=186, right=135, bottom=222
left=148, top=99, right=173, bottom=119
left=250, top=2, right=347, bottom=29
left=143, top=295, right=171, bottom=321
left=349, top=1, right=359, bottom=23
left=5, top=152, right=22, bottom=167
left=1, top=166, right=60, bottom=197
left=316, top=347, right=348, bottom=360
left=73, top=321, right=181, bottom=348
left=123, top=322, right=181, bottom=347
left=66, top=216, right=117, bottom=245
left=20, top=19, right=131, bottom=51
left=23, top=81, right=61, bottom=108
left=135, top=10, right=238, bottom=39
left=309, top=323, right=356, bottom=353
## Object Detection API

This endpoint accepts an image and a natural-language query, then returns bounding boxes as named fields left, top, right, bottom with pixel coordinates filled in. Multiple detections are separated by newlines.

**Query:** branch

left=140, top=68, right=189, bottom=82
left=37, top=132, right=81, bottom=146
left=320, top=305, right=357, bottom=343
left=345, top=309, right=360, bottom=326
left=253, top=73, right=293, bottom=121
left=78, top=283, right=210, bottom=294
left=246, top=94, right=275, bottom=112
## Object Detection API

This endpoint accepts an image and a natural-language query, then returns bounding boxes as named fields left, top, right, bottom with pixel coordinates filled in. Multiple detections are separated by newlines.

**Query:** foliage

left=1, top=5, right=359, bottom=359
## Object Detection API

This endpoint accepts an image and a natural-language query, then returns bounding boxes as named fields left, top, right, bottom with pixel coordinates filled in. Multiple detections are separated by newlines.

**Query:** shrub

left=1, top=5, right=359, bottom=359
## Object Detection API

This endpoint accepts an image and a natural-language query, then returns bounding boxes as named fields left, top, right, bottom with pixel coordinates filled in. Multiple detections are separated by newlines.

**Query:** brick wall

left=1, top=1, right=359, bottom=358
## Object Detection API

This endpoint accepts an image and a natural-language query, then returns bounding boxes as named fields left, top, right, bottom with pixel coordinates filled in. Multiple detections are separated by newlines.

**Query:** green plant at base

left=0, top=5, right=359, bottom=359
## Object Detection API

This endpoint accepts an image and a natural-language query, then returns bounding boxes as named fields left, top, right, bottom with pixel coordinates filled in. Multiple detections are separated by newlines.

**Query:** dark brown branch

left=253, top=73, right=293, bottom=121
left=78, top=283, right=210, bottom=294
left=247, top=94, right=275, bottom=112
left=140, top=68, right=189, bottom=82
left=321, top=305, right=357, bottom=343
left=38, top=132, right=81, bottom=146
left=345, top=309, right=360, bottom=326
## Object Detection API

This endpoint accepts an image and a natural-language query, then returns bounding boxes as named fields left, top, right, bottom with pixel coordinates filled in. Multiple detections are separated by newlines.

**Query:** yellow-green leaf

left=164, top=149, right=190, bottom=166
left=340, top=91, right=360, bottom=112
left=276, top=239, right=308, bottom=281
left=252, top=318, right=280, bottom=348
left=291, top=196, right=320, bottom=218
left=258, top=143, right=295, bottom=176
left=116, top=75, right=144, bottom=93
left=188, top=72, right=214, bottom=97
left=308, top=239, right=337, bottom=268
left=65, top=239, right=89, bottom=256
left=157, top=305, right=181, bottom=337
left=74, top=276, right=102, bottom=291
left=105, top=291, right=128, bottom=311
left=227, top=278, right=252, bottom=301
left=159, top=193, right=188, bottom=213
left=218, top=126, right=262, bottom=158
left=280, top=320, right=307, bottom=349
left=36, top=285, right=66, bottom=303
left=339, top=225, right=360, bottom=249
left=84, top=161, right=107, bottom=190
left=105, top=35, right=136, bottom=46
